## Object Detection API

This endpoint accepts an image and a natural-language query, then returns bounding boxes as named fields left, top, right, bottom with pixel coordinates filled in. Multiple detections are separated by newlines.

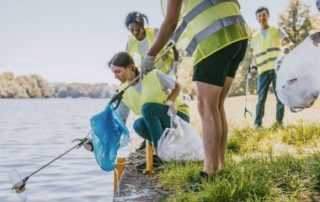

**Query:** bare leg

left=196, top=81, right=222, bottom=176
left=218, top=77, right=233, bottom=171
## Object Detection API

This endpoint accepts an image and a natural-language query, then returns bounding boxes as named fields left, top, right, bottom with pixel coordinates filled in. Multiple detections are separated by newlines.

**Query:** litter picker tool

left=10, top=130, right=91, bottom=195
left=244, top=65, right=254, bottom=118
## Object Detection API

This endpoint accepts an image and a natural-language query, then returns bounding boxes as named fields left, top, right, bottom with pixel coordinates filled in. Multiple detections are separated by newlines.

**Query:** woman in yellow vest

left=140, top=0, right=249, bottom=186
left=108, top=51, right=189, bottom=171
left=125, top=11, right=180, bottom=151
left=125, top=11, right=179, bottom=75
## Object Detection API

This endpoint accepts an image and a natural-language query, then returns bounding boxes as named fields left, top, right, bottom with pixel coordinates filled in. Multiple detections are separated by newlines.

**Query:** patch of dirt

left=113, top=150, right=171, bottom=202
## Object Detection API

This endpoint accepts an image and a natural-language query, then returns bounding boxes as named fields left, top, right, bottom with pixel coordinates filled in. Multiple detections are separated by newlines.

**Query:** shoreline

left=113, top=150, right=169, bottom=202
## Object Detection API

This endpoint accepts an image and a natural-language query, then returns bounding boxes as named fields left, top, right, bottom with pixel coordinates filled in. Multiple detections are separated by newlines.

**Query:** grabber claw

left=11, top=177, right=28, bottom=193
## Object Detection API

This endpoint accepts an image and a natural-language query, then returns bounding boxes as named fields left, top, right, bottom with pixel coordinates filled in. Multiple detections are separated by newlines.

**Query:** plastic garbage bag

left=158, top=113, right=204, bottom=161
left=90, top=104, right=130, bottom=171
left=276, top=35, right=320, bottom=112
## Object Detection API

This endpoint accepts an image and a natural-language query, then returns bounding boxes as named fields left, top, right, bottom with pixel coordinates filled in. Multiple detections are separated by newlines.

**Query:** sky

left=0, top=0, right=318, bottom=84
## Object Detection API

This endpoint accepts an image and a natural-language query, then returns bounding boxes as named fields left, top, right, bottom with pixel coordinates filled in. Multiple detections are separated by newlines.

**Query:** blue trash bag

left=90, top=104, right=130, bottom=172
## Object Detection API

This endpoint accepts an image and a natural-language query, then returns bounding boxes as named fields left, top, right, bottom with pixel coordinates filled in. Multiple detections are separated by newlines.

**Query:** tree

left=279, top=0, right=313, bottom=45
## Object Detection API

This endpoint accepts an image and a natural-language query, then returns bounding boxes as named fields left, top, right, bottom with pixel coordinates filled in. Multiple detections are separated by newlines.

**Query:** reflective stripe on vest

left=127, top=27, right=174, bottom=74
left=121, top=70, right=189, bottom=117
left=252, top=26, right=281, bottom=74
left=172, top=0, right=239, bottom=43
left=172, top=0, right=249, bottom=66
left=186, top=15, right=245, bottom=55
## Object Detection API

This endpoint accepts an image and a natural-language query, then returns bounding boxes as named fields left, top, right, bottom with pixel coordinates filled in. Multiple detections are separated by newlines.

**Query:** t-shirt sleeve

left=117, top=101, right=130, bottom=123
left=249, top=40, right=254, bottom=50
left=156, top=71, right=176, bottom=90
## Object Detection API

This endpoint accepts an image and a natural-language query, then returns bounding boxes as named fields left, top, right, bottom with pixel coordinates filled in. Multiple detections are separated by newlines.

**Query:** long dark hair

left=125, top=11, right=149, bottom=29
left=108, top=52, right=139, bottom=76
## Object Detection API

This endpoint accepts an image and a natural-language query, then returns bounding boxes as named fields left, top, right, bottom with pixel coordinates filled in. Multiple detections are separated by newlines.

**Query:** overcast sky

left=0, top=0, right=318, bottom=84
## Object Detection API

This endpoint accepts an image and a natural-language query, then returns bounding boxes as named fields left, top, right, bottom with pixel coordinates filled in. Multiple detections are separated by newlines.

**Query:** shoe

left=136, top=140, right=146, bottom=151
left=83, top=138, right=94, bottom=152
left=136, top=154, right=165, bottom=172
left=190, top=171, right=210, bottom=192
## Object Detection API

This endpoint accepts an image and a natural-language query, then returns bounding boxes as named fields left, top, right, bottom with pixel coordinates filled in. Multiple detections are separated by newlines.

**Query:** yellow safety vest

left=172, top=0, right=249, bottom=66
left=120, top=70, right=189, bottom=117
left=251, top=26, right=281, bottom=75
left=127, top=27, right=175, bottom=74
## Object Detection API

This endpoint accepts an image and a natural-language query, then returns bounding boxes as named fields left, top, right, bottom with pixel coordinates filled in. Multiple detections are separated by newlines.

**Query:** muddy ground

left=113, top=150, right=170, bottom=202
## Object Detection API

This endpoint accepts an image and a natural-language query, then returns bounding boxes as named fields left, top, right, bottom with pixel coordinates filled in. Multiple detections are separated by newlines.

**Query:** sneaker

left=190, top=171, right=209, bottom=192
left=136, top=154, right=165, bottom=172
left=83, top=138, right=94, bottom=152
left=136, top=140, right=146, bottom=151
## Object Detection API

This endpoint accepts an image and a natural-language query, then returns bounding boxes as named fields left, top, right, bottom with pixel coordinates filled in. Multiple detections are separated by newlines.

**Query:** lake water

left=0, top=99, right=131, bottom=202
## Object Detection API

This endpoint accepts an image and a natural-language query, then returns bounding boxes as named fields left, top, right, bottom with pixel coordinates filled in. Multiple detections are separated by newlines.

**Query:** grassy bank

left=158, top=123, right=320, bottom=201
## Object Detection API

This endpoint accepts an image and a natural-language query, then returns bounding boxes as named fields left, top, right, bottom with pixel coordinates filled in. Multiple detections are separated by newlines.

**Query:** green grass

left=281, top=122, right=320, bottom=147
left=227, top=123, right=320, bottom=156
left=158, top=123, right=320, bottom=202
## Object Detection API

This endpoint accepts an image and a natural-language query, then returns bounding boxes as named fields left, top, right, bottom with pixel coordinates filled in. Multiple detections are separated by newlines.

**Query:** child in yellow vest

left=108, top=52, right=189, bottom=171
left=125, top=11, right=179, bottom=75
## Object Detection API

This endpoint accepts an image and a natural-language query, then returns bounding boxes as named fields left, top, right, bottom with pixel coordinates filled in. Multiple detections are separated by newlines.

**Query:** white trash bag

left=276, top=35, right=320, bottom=112
left=158, top=113, right=204, bottom=161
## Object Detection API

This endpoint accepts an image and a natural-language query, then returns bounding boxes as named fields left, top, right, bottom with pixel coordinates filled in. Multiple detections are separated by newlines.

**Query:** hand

left=283, top=42, right=294, bottom=53
left=165, top=100, right=177, bottom=117
left=310, top=32, right=320, bottom=47
left=283, top=47, right=290, bottom=54
left=141, top=55, right=155, bottom=76
left=83, top=138, right=93, bottom=152
left=249, top=65, right=257, bottom=73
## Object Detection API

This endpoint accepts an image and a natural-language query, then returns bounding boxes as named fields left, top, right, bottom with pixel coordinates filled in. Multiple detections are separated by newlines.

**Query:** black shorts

left=193, top=39, right=248, bottom=86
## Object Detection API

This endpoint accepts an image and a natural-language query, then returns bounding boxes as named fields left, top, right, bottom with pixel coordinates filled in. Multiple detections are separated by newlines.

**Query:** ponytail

left=125, top=11, right=149, bottom=29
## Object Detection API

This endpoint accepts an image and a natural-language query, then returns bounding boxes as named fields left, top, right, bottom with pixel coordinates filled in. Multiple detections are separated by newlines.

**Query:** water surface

left=0, top=99, right=129, bottom=202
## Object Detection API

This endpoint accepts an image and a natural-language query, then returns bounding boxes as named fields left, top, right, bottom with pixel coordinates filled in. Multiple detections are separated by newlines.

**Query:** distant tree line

left=0, top=72, right=117, bottom=98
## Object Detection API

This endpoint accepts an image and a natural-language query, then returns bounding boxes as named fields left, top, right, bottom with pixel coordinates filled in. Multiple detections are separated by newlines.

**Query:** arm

left=172, top=45, right=179, bottom=61
left=311, top=32, right=320, bottom=47
left=117, top=102, right=130, bottom=124
left=279, top=28, right=294, bottom=52
left=156, top=70, right=181, bottom=103
left=140, top=0, right=183, bottom=75
left=166, top=82, right=181, bottom=103
left=147, top=0, right=183, bottom=57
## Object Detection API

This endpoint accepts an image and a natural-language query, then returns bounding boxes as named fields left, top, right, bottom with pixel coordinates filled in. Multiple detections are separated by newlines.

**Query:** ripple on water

left=0, top=99, right=120, bottom=201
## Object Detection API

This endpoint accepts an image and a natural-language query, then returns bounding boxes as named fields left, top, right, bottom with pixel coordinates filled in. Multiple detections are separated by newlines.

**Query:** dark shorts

left=193, top=39, right=248, bottom=86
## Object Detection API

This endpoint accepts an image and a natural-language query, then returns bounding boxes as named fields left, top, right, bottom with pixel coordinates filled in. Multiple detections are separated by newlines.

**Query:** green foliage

left=0, top=72, right=116, bottom=98
left=278, top=0, right=313, bottom=45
